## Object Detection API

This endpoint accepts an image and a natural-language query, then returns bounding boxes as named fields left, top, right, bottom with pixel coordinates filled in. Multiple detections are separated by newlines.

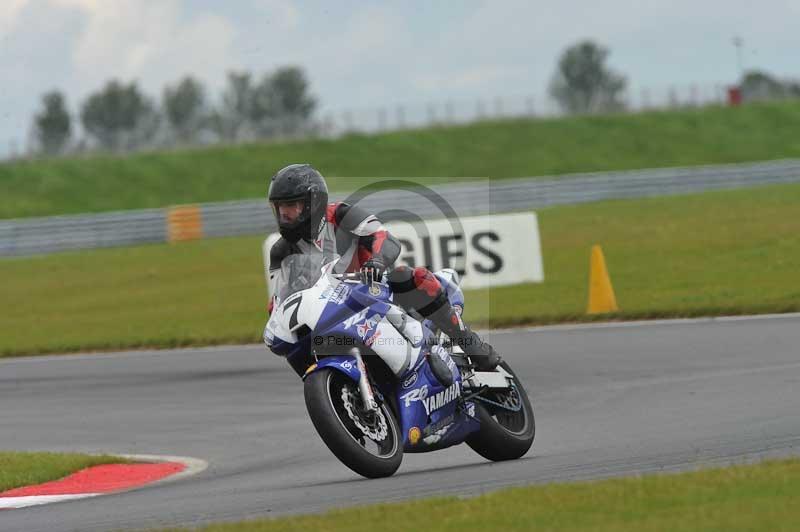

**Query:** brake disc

left=499, top=386, right=522, bottom=410
left=341, top=385, right=388, bottom=442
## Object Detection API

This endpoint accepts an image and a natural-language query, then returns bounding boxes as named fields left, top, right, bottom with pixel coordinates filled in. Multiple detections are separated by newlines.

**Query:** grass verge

left=0, top=451, right=128, bottom=492
left=1, top=181, right=799, bottom=357
left=154, top=458, right=800, bottom=532
left=4, top=101, right=800, bottom=218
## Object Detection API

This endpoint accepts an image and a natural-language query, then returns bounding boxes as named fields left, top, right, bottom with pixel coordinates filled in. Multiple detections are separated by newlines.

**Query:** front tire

left=466, top=361, right=535, bottom=461
left=304, top=368, right=403, bottom=478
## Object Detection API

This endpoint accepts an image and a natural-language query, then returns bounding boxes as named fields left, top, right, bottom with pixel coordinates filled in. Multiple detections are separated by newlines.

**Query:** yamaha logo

left=422, top=381, right=461, bottom=415
left=369, top=285, right=381, bottom=296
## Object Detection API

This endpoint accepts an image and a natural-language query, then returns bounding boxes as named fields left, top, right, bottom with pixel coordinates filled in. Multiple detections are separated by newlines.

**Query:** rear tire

left=304, top=368, right=403, bottom=478
left=466, top=361, right=535, bottom=461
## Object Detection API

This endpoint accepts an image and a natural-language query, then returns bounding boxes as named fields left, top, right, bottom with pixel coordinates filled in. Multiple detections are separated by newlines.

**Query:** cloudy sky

left=2, top=0, right=799, bottom=156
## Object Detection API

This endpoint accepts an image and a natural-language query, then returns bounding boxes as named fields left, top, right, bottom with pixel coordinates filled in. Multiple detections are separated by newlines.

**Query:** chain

left=469, top=384, right=523, bottom=413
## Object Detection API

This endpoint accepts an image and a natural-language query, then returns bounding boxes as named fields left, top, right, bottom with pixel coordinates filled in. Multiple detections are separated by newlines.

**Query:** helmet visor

left=271, top=198, right=306, bottom=227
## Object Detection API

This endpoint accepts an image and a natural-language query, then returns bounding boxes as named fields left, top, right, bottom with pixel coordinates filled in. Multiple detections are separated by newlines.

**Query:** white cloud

left=252, top=0, right=299, bottom=29
left=0, top=0, right=30, bottom=37
left=301, top=5, right=408, bottom=74
left=59, top=0, right=235, bottom=94
left=297, top=5, right=421, bottom=106
left=2, top=0, right=800, bottom=158
left=52, top=0, right=101, bottom=8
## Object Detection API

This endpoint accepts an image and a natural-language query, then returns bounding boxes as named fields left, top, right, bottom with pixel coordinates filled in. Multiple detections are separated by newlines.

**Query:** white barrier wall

left=263, top=212, right=543, bottom=294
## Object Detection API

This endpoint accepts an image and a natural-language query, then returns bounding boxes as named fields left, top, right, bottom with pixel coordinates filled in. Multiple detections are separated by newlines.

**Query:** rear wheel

left=466, top=361, right=535, bottom=461
left=304, top=368, right=403, bottom=478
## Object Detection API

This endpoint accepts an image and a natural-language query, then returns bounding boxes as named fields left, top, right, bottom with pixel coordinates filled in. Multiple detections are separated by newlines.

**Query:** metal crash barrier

left=2, top=158, right=800, bottom=257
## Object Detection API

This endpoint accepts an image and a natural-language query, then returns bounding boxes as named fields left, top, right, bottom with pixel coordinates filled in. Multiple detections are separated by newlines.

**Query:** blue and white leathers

left=265, top=264, right=480, bottom=452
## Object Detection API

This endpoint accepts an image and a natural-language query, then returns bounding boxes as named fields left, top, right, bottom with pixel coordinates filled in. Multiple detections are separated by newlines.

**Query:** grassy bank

left=1, top=182, right=798, bottom=357
left=0, top=452, right=127, bottom=492
left=4, top=101, right=800, bottom=218
left=156, top=458, right=800, bottom=532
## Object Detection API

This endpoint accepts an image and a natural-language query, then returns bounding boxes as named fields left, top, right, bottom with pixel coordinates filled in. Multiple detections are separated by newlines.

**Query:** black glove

left=360, top=258, right=387, bottom=285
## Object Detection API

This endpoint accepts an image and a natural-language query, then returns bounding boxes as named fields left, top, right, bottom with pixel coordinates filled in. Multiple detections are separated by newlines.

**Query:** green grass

left=4, top=101, right=800, bottom=218
left=0, top=451, right=127, bottom=492
left=155, top=458, right=800, bottom=532
left=467, top=179, right=800, bottom=325
left=1, top=181, right=799, bottom=357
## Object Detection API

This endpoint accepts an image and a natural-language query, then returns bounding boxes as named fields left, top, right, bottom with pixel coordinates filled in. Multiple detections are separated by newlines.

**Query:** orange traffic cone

left=587, top=245, right=619, bottom=314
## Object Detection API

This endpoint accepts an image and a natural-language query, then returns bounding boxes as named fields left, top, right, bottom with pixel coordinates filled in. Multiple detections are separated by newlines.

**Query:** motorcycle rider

left=264, top=163, right=500, bottom=382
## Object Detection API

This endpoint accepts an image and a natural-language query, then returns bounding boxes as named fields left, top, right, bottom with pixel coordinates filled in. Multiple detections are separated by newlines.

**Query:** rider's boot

left=423, top=292, right=502, bottom=372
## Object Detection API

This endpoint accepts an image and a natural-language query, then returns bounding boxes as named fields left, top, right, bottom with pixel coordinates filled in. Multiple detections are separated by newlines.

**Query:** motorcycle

left=264, top=253, right=535, bottom=478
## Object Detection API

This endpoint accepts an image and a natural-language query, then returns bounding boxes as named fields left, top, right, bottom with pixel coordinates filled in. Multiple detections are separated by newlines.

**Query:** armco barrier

left=2, top=158, right=800, bottom=257
left=0, top=209, right=166, bottom=257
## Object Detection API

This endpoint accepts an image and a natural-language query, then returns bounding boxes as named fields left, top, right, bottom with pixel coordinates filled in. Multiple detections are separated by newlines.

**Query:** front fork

left=351, top=348, right=378, bottom=412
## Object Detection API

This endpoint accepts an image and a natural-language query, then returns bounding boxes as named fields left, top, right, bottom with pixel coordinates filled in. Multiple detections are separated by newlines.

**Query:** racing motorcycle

left=264, top=253, right=535, bottom=478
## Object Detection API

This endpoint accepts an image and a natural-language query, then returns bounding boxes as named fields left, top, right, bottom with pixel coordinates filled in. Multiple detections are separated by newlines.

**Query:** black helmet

left=268, top=164, right=329, bottom=243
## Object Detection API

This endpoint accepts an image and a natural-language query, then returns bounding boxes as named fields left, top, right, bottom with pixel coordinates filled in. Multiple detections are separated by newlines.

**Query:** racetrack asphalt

left=2, top=314, right=799, bottom=531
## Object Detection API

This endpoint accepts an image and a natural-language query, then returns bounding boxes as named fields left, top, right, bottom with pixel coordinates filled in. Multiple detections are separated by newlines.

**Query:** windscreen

left=276, top=252, right=338, bottom=302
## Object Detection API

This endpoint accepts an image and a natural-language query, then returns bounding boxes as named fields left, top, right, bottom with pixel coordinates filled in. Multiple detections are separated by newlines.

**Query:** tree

left=163, top=76, right=207, bottom=144
left=210, top=66, right=317, bottom=141
left=33, top=91, right=72, bottom=155
left=740, top=70, right=790, bottom=102
left=251, top=66, right=316, bottom=137
left=549, top=40, right=627, bottom=114
left=211, top=71, right=255, bottom=142
left=268, top=66, right=316, bottom=132
left=80, top=80, right=160, bottom=151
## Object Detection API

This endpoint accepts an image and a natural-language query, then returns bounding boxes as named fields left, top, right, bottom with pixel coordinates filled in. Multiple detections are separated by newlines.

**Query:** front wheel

left=304, top=368, right=403, bottom=478
left=466, top=361, right=535, bottom=461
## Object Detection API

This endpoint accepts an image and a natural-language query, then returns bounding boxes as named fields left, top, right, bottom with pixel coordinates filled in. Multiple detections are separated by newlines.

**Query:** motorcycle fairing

left=396, top=357, right=480, bottom=452
left=274, top=267, right=481, bottom=452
